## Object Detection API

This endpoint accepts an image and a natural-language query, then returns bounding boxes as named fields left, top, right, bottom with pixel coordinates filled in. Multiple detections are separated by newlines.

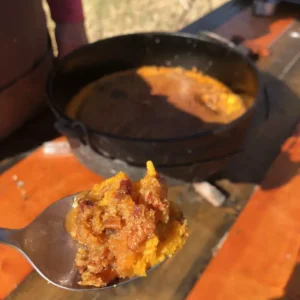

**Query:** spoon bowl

left=0, top=193, right=160, bottom=291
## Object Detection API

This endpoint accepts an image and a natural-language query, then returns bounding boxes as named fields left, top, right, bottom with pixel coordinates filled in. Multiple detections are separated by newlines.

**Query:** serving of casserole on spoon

left=0, top=161, right=188, bottom=291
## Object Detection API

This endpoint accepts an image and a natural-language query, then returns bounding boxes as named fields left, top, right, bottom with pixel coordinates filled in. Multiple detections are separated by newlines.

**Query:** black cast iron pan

left=47, top=31, right=261, bottom=181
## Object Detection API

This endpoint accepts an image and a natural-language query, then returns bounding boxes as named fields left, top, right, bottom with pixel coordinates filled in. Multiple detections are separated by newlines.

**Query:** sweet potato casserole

left=66, top=66, right=251, bottom=139
left=66, top=161, right=188, bottom=287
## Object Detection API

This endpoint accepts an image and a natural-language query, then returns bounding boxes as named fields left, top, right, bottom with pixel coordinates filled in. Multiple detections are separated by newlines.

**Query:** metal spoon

left=0, top=193, right=160, bottom=291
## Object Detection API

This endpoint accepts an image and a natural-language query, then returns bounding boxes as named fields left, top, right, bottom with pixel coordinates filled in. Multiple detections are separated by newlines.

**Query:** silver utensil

left=0, top=193, right=159, bottom=291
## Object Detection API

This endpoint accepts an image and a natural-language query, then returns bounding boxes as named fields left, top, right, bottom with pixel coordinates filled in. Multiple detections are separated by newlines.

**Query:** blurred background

left=43, top=0, right=229, bottom=54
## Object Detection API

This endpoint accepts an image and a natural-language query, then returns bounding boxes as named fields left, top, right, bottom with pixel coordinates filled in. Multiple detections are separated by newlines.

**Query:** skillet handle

left=55, top=119, right=90, bottom=146
left=199, top=31, right=257, bottom=60
left=55, top=119, right=115, bottom=159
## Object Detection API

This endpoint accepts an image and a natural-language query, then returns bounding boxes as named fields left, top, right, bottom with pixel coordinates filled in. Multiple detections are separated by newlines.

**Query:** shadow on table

left=271, top=262, right=300, bottom=300
left=220, top=72, right=300, bottom=190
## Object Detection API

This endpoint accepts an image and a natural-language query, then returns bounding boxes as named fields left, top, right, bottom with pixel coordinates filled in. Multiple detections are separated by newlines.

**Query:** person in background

left=0, top=0, right=88, bottom=139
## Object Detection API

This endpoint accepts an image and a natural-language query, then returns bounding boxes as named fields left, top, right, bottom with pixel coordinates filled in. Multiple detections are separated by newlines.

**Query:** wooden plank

left=0, top=137, right=102, bottom=299
left=183, top=1, right=298, bottom=57
left=216, top=8, right=294, bottom=57
left=187, top=123, right=300, bottom=300
left=181, top=0, right=250, bottom=33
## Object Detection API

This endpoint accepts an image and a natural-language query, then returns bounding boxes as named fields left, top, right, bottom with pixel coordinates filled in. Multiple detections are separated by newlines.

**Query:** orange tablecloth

left=0, top=137, right=103, bottom=299
left=188, top=124, right=300, bottom=299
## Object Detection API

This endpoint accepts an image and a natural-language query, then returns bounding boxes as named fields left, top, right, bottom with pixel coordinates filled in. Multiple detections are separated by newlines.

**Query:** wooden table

left=188, top=124, right=300, bottom=300
left=1, top=1, right=300, bottom=299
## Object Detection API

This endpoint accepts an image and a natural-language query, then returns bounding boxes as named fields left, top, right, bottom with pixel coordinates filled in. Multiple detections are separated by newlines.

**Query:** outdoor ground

left=43, top=0, right=229, bottom=53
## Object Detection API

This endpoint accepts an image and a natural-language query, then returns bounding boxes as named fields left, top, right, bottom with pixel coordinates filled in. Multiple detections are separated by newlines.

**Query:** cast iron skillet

left=48, top=31, right=261, bottom=172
